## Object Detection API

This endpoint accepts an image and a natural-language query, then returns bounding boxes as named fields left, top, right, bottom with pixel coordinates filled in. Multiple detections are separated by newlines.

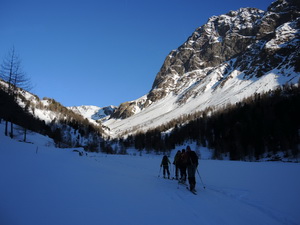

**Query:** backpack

left=161, top=156, right=169, bottom=166
left=187, top=151, right=198, bottom=166
left=180, top=152, right=188, bottom=166
left=174, top=152, right=181, bottom=165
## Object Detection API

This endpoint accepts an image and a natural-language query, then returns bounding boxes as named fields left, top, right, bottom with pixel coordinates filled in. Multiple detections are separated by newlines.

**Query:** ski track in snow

left=90, top=154, right=299, bottom=225
left=0, top=124, right=299, bottom=225
left=207, top=185, right=298, bottom=225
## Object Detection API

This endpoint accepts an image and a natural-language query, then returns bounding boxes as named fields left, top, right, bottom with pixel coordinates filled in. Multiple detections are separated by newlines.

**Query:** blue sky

left=0, top=0, right=272, bottom=107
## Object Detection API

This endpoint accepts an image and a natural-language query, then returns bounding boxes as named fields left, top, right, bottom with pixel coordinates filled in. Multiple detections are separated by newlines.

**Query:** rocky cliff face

left=111, top=0, right=300, bottom=120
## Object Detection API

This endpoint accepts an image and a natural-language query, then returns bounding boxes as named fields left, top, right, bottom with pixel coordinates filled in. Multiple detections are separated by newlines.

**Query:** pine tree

left=0, top=47, right=31, bottom=138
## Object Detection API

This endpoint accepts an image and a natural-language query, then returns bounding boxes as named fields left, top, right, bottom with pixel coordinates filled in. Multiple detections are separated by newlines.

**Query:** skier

left=178, top=149, right=187, bottom=184
left=173, top=150, right=181, bottom=180
left=186, top=145, right=198, bottom=192
left=160, top=155, right=171, bottom=179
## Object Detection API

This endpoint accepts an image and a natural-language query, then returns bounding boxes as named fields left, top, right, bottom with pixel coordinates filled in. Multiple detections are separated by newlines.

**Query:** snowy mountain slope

left=103, top=0, right=300, bottom=138
left=104, top=69, right=298, bottom=137
left=0, top=80, right=104, bottom=147
left=68, top=105, right=116, bottom=124
left=1, top=122, right=299, bottom=225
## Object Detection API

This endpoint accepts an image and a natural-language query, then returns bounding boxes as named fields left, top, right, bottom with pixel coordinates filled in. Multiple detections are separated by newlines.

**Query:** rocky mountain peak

left=110, top=0, right=300, bottom=121
left=151, top=7, right=264, bottom=90
left=268, top=0, right=300, bottom=13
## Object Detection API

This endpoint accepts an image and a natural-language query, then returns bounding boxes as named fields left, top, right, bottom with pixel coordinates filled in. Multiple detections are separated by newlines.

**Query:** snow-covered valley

left=1, top=122, right=299, bottom=225
left=1, top=1, right=300, bottom=223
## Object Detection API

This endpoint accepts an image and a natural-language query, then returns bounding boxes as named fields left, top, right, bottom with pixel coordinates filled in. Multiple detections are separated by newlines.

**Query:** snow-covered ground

left=1, top=123, right=299, bottom=225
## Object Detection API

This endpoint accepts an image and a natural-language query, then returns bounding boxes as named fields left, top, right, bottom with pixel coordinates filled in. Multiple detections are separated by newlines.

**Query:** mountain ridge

left=1, top=0, right=299, bottom=142
left=100, top=0, right=299, bottom=138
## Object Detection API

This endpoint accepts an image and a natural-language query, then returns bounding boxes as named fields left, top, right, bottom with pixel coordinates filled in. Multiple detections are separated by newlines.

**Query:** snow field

left=0, top=125, right=300, bottom=225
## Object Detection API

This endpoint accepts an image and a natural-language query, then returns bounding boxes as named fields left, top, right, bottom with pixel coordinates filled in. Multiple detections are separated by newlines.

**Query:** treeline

left=0, top=86, right=104, bottom=150
left=38, top=97, right=104, bottom=150
left=121, top=83, right=300, bottom=160
left=0, top=88, right=53, bottom=141
left=35, top=97, right=104, bottom=137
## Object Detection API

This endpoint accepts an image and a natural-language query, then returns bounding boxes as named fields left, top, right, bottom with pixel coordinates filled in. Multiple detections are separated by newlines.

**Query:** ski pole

left=158, top=166, right=162, bottom=177
left=174, top=165, right=176, bottom=179
left=196, top=168, right=206, bottom=189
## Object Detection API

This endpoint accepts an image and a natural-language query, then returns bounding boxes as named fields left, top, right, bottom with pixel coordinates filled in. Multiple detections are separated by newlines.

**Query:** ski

left=186, top=187, right=197, bottom=195
left=159, top=176, right=172, bottom=180
left=178, top=179, right=188, bottom=185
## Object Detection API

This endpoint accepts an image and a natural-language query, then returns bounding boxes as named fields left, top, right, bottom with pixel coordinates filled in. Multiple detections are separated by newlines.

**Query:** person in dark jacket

left=178, top=149, right=187, bottom=184
left=186, top=145, right=198, bottom=191
left=173, top=150, right=181, bottom=180
left=160, top=155, right=171, bottom=179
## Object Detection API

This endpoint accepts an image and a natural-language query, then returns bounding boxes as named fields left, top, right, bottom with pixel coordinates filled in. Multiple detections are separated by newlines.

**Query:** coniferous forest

left=1, top=79, right=299, bottom=160
left=0, top=87, right=103, bottom=149
left=122, top=83, right=300, bottom=160
left=0, top=88, right=52, bottom=140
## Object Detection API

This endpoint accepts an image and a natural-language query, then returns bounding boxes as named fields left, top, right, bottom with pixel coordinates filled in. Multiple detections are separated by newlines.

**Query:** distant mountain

left=103, top=0, right=300, bottom=138
left=68, top=105, right=117, bottom=123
